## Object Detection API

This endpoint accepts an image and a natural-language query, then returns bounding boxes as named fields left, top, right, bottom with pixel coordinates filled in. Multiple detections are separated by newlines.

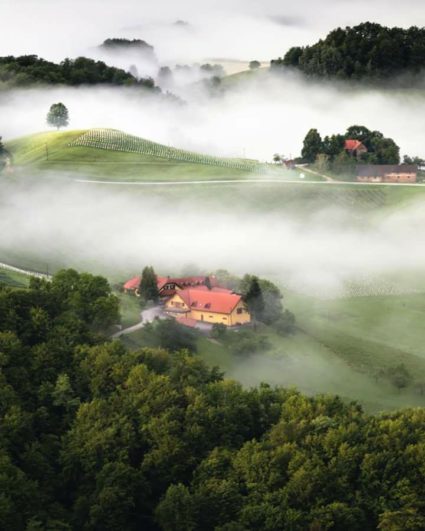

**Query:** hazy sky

left=2, top=1, right=425, bottom=158
left=2, top=0, right=425, bottom=63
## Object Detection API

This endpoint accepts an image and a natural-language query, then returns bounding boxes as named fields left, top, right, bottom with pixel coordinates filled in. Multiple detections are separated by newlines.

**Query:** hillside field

left=5, top=129, right=302, bottom=182
left=119, top=287, right=425, bottom=413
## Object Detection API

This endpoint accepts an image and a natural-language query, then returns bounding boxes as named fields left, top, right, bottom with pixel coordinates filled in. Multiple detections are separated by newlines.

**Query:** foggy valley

left=2, top=2, right=425, bottom=529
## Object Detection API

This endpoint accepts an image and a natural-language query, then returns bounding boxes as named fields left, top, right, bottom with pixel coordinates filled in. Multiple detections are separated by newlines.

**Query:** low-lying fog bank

left=2, top=69, right=425, bottom=162
left=1, top=178, right=424, bottom=298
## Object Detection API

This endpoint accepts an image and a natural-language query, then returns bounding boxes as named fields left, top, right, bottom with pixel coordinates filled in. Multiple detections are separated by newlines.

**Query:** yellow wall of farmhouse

left=165, top=295, right=251, bottom=326
left=229, top=301, right=251, bottom=326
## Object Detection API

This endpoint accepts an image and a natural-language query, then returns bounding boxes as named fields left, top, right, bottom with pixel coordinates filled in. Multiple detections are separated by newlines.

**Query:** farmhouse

left=123, top=274, right=219, bottom=297
left=345, top=139, right=368, bottom=158
left=165, top=287, right=251, bottom=327
left=356, top=165, right=417, bottom=183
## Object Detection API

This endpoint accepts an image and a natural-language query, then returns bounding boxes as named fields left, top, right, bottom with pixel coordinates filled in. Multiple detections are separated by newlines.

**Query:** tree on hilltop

left=47, top=102, right=69, bottom=130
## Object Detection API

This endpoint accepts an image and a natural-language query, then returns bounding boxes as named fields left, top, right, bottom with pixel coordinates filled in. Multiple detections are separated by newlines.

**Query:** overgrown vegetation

left=1, top=270, right=425, bottom=529
left=272, top=22, right=425, bottom=81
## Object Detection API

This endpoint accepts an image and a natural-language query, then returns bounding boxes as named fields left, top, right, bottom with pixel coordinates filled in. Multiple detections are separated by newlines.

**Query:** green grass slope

left=0, top=268, right=30, bottom=288
left=6, top=128, right=299, bottom=182
left=119, top=292, right=425, bottom=414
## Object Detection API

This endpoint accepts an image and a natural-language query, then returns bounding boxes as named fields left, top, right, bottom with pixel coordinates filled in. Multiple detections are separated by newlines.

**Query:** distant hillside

left=101, top=38, right=154, bottom=51
left=5, top=129, right=277, bottom=181
left=100, top=38, right=156, bottom=60
left=0, top=55, right=157, bottom=89
left=271, top=22, right=425, bottom=81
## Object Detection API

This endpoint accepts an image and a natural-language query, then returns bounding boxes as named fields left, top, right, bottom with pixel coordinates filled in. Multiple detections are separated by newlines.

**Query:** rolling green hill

left=5, top=128, right=297, bottom=182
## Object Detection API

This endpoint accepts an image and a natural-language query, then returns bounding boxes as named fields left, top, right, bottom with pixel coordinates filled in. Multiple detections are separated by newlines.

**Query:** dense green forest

left=271, top=22, right=425, bottom=80
left=0, top=55, right=157, bottom=89
left=1, top=270, right=425, bottom=530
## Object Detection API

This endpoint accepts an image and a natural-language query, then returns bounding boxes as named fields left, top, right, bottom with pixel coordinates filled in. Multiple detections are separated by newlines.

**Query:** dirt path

left=113, top=305, right=164, bottom=338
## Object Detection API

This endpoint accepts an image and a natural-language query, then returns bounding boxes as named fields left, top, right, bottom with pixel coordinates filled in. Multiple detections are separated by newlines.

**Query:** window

left=237, top=308, right=243, bottom=314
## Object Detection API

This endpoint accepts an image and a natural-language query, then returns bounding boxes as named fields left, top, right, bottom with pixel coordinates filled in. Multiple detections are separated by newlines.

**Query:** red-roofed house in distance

left=123, top=274, right=221, bottom=298
left=165, top=287, right=251, bottom=327
left=344, top=139, right=368, bottom=158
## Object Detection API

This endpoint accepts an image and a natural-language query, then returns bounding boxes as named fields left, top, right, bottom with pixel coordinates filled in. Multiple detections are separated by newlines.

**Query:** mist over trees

left=301, top=125, right=400, bottom=169
left=1, top=270, right=425, bottom=529
left=0, top=55, right=157, bottom=89
left=101, top=38, right=154, bottom=53
left=240, top=274, right=296, bottom=334
left=271, top=22, right=425, bottom=81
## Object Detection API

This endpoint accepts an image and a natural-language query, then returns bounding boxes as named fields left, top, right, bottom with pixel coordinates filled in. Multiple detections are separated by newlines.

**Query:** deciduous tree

left=46, top=103, right=69, bottom=130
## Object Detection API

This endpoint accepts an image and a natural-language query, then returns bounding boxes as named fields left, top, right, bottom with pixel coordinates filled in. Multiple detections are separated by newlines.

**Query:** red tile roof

left=125, top=276, right=168, bottom=291
left=190, top=286, right=233, bottom=294
left=124, top=276, right=141, bottom=290
left=345, top=139, right=365, bottom=151
left=175, top=288, right=242, bottom=315
left=124, top=274, right=222, bottom=293
left=157, top=275, right=219, bottom=290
